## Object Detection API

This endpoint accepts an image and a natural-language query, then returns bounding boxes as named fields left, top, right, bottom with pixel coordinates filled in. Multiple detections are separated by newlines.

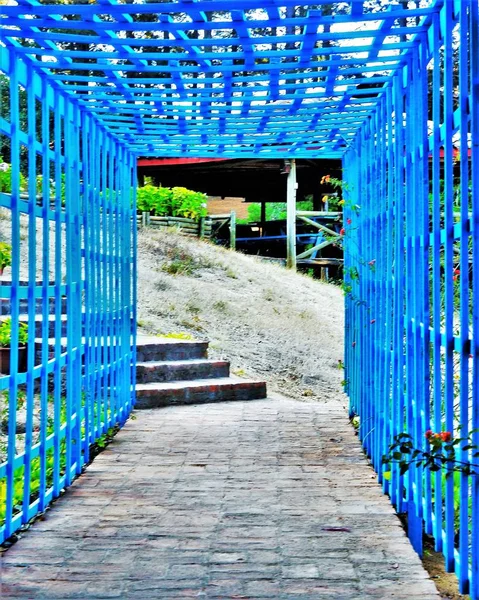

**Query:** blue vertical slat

left=431, top=10, right=444, bottom=553
left=53, top=92, right=63, bottom=498
left=394, top=72, right=406, bottom=515
left=64, top=99, right=74, bottom=486
left=38, top=76, right=50, bottom=512
left=457, top=1, right=471, bottom=593
left=71, top=103, right=82, bottom=476
left=22, top=63, right=36, bottom=522
left=5, top=48, right=20, bottom=539
left=130, top=151, right=137, bottom=411
left=442, top=0, right=455, bottom=572
left=419, top=35, right=432, bottom=539
left=383, top=83, right=394, bottom=498
left=82, top=111, right=91, bottom=463
left=470, top=1, right=479, bottom=596
left=101, top=131, right=108, bottom=435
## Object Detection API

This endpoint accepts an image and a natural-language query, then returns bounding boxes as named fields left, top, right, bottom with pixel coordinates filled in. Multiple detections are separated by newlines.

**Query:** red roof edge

left=137, top=157, right=232, bottom=167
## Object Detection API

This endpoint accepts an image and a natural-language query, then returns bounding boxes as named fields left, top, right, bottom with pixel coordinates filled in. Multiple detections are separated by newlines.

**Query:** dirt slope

left=137, top=228, right=346, bottom=404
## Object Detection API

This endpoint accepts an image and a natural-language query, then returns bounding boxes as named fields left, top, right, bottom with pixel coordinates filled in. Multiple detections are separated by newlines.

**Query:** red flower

left=321, top=174, right=331, bottom=184
left=347, top=218, right=352, bottom=225
left=340, top=228, right=346, bottom=236
left=425, top=430, right=433, bottom=439
left=441, top=431, right=452, bottom=442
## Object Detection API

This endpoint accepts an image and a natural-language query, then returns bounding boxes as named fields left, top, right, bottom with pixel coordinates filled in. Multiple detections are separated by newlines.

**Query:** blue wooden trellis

left=1, top=0, right=479, bottom=597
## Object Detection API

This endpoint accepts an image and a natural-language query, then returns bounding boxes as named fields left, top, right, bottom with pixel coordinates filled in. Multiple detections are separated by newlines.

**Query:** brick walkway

left=0, top=397, right=440, bottom=599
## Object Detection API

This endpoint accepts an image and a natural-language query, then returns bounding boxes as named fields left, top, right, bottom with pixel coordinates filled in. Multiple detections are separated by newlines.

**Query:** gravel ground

left=137, top=227, right=346, bottom=404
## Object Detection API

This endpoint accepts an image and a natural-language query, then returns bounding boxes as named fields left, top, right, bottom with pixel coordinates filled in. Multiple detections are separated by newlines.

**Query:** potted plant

left=0, top=318, right=28, bottom=375
left=0, top=242, right=12, bottom=276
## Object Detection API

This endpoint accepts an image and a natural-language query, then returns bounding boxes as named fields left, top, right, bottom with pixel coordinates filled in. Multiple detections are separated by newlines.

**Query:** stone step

left=20, top=314, right=68, bottom=338
left=135, top=377, right=267, bottom=409
left=33, top=335, right=128, bottom=364
left=0, top=297, right=67, bottom=316
left=136, top=358, right=230, bottom=384
left=25, top=313, right=124, bottom=338
left=136, top=336, right=208, bottom=362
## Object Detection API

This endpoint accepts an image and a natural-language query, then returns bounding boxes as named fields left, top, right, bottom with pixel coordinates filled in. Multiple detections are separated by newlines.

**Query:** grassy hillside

left=137, top=228, right=346, bottom=403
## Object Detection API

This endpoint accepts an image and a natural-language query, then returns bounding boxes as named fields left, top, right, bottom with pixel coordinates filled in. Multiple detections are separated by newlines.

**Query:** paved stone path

left=0, top=397, right=440, bottom=599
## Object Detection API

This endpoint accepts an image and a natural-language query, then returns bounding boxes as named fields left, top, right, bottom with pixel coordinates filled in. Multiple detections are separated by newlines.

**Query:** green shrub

left=171, top=187, right=208, bottom=219
left=36, top=173, right=66, bottom=204
left=0, top=159, right=27, bottom=194
left=137, top=184, right=208, bottom=220
left=0, top=317, right=28, bottom=347
left=239, top=199, right=314, bottom=224
left=0, top=242, right=11, bottom=271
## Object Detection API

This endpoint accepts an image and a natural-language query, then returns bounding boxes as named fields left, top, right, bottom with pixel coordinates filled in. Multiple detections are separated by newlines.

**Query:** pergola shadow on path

left=0, top=1, right=478, bottom=598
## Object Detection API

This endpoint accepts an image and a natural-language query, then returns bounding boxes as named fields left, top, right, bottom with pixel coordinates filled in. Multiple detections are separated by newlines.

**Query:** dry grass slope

left=137, top=228, right=346, bottom=403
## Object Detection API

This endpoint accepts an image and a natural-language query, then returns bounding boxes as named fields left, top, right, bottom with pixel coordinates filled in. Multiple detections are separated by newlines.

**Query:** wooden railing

left=137, top=213, right=212, bottom=239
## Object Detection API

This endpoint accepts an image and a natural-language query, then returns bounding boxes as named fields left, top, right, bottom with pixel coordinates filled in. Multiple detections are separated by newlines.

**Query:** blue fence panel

left=0, top=47, right=136, bottom=543
left=345, top=2, right=479, bottom=597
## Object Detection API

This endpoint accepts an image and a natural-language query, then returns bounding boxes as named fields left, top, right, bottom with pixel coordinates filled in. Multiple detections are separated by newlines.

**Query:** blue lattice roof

left=0, top=0, right=441, bottom=158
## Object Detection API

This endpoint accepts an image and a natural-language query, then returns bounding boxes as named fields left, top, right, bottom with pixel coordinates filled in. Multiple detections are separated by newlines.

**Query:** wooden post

left=199, top=216, right=206, bottom=239
left=230, top=210, right=236, bottom=249
left=286, top=159, right=297, bottom=270
left=260, top=201, right=266, bottom=236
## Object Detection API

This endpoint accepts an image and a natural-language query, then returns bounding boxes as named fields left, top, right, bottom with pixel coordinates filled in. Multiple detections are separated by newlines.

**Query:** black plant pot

left=0, top=345, right=27, bottom=375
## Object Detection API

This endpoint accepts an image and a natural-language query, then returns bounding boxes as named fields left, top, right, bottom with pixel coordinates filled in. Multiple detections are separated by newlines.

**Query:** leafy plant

left=171, top=187, right=208, bottom=220
left=0, top=160, right=10, bottom=193
left=0, top=242, right=11, bottom=272
left=0, top=159, right=27, bottom=194
left=239, top=199, right=314, bottom=224
left=382, top=430, right=479, bottom=477
left=96, top=427, right=116, bottom=449
left=36, top=173, right=66, bottom=205
left=0, top=318, right=28, bottom=347
left=137, top=184, right=208, bottom=220
left=0, top=393, right=121, bottom=525
left=137, top=184, right=171, bottom=214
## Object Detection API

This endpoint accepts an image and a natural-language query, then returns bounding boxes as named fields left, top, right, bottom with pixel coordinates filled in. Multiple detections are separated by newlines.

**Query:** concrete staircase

left=135, top=336, right=267, bottom=409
